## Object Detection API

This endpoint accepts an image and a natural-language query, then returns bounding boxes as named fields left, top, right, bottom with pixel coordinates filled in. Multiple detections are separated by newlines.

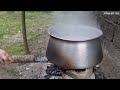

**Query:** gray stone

left=98, top=52, right=120, bottom=79
left=89, top=73, right=95, bottom=79
left=115, top=15, right=120, bottom=25
left=94, top=11, right=103, bottom=17
left=103, top=39, right=120, bottom=68
left=97, top=17, right=115, bottom=41
left=64, top=69, right=94, bottom=79
left=113, top=26, right=120, bottom=48
left=63, top=74, right=74, bottom=79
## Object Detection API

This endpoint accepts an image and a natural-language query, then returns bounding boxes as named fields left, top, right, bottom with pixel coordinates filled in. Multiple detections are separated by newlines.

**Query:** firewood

left=12, top=55, right=36, bottom=63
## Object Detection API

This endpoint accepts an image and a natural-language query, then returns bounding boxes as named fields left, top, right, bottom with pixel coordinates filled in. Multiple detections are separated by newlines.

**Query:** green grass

left=5, top=42, right=25, bottom=55
left=0, top=11, right=53, bottom=55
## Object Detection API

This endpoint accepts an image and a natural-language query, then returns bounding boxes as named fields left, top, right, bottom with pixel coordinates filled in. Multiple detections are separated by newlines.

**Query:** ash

left=43, top=60, right=102, bottom=79
left=35, top=56, right=48, bottom=62
left=44, top=64, right=95, bottom=79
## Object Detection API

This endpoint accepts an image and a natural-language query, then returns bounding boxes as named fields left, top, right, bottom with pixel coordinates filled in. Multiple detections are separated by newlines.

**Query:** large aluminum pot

left=46, top=24, right=103, bottom=69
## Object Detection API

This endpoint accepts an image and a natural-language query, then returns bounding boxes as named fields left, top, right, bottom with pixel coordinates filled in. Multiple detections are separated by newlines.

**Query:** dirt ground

left=0, top=62, right=53, bottom=79
left=0, top=27, right=51, bottom=79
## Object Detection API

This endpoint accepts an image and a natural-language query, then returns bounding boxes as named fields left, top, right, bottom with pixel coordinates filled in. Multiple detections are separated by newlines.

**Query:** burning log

left=12, top=55, right=36, bottom=63
left=12, top=55, right=48, bottom=63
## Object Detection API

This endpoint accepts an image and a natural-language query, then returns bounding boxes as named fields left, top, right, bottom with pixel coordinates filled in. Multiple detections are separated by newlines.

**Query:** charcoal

left=48, top=70, right=62, bottom=76
left=44, top=75, right=53, bottom=79
left=44, top=64, right=63, bottom=79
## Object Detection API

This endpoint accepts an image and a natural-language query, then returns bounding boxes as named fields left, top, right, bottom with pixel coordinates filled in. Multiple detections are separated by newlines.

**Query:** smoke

left=52, top=11, right=100, bottom=28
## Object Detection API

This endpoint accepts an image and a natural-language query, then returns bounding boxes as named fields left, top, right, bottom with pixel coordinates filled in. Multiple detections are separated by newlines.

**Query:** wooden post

left=21, top=11, right=30, bottom=54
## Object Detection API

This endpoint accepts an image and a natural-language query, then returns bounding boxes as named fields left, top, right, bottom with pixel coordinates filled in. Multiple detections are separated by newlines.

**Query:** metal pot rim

left=48, top=25, right=103, bottom=41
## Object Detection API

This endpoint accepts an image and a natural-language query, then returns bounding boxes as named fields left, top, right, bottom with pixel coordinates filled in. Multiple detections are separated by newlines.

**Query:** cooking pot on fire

left=46, top=24, right=103, bottom=69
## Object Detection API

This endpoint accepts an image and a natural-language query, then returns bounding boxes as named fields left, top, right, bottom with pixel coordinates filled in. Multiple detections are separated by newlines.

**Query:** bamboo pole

left=21, top=11, right=30, bottom=54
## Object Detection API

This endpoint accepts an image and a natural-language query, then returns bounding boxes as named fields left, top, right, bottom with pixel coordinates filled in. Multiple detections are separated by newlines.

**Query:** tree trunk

left=21, top=11, right=30, bottom=54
